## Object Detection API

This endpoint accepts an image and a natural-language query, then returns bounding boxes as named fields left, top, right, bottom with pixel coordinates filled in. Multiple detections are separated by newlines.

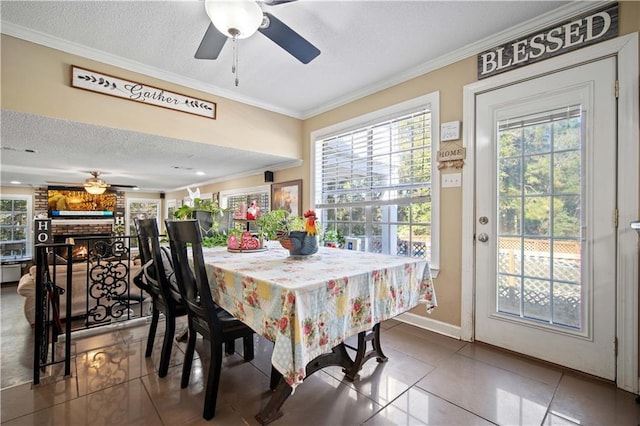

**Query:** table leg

left=255, top=376, right=291, bottom=425
left=255, top=343, right=355, bottom=425
left=343, top=323, right=388, bottom=381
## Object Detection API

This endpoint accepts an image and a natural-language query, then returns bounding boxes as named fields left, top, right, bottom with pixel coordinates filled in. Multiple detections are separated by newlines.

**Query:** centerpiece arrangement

left=255, top=209, right=319, bottom=256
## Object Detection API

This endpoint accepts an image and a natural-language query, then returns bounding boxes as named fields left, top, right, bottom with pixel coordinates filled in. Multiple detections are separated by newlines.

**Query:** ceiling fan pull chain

left=232, top=36, right=237, bottom=74
left=232, top=36, right=239, bottom=87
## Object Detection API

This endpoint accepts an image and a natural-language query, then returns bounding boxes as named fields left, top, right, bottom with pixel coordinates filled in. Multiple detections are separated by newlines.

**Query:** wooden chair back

left=164, top=219, right=223, bottom=340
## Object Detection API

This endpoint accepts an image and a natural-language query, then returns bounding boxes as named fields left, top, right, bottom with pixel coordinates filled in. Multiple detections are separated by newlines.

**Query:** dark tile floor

left=2, top=284, right=640, bottom=425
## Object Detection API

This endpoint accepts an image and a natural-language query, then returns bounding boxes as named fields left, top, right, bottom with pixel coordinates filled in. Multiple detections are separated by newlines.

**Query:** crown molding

left=2, top=1, right=610, bottom=121
left=300, top=1, right=611, bottom=119
left=1, top=22, right=302, bottom=119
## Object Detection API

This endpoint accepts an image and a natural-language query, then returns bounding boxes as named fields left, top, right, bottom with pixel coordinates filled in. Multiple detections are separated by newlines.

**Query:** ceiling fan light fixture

left=84, top=172, right=109, bottom=194
left=84, top=184, right=107, bottom=195
left=205, top=0, right=263, bottom=39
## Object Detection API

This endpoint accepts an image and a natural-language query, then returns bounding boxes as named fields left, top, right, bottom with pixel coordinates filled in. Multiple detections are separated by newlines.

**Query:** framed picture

left=271, top=180, right=302, bottom=217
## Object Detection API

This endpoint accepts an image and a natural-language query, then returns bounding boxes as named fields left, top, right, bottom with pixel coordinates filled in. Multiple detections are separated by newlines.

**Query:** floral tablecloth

left=201, top=245, right=436, bottom=389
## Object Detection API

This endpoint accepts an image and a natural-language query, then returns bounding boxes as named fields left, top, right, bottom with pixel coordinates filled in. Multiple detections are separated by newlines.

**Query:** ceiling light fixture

left=84, top=185, right=107, bottom=195
left=84, top=173, right=108, bottom=195
left=204, top=0, right=263, bottom=87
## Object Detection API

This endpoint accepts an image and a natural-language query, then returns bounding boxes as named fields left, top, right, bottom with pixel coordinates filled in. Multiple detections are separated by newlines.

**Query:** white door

left=475, top=58, right=617, bottom=380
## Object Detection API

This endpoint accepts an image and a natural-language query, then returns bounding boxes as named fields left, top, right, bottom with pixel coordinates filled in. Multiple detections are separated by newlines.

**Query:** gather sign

left=477, top=3, right=618, bottom=80
left=71, top=66, right=216, bottom=119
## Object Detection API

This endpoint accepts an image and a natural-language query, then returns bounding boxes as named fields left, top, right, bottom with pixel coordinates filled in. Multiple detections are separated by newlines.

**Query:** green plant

left=201, top=233, right=229, bottom=248
left=173, top=198, right=224, bottom=219
left=193, top=198, right=223, bottom=214
left=322, top=229, right=345, bottom=246
left=173, top=198, right=227, bottom=237
left=255, top=209, right=305, bottom=240
left=227, top=228, right=242, bottom=238
left=173, top=204, right=193, bottom=220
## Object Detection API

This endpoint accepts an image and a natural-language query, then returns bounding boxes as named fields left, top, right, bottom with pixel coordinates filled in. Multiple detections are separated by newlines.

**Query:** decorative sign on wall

left=477, top=3, right=618, bottom=80
left=441, top=121, right=461, bottom=141
left=71, top=66, right=216, bottom=119
left=437, top=144, right=466, bottom=170
left=34, top=218, right=52, bottom=245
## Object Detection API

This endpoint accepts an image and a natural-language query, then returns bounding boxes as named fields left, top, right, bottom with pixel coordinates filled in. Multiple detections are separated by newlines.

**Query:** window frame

left=0, top=194, right=33, bottom=262
left=311, top=92, right=440, bottom=273
left=125, top=197, right=162, bottom=240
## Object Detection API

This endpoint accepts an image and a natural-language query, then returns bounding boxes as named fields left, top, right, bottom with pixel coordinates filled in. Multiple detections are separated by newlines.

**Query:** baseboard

left=396, top=312, right=463, bottom=340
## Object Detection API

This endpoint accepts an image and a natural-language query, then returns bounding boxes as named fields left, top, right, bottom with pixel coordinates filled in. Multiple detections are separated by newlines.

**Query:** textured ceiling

left=1, top=110, right=301, bottom=192
left=1, top=0, right=589, bottom=192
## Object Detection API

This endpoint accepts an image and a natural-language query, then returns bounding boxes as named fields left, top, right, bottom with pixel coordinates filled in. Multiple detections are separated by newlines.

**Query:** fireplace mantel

left=51, top=219, right=114, bottom=225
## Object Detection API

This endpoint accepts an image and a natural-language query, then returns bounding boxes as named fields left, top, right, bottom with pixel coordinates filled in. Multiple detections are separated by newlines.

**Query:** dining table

left=200, top=244, right=436, bottom=424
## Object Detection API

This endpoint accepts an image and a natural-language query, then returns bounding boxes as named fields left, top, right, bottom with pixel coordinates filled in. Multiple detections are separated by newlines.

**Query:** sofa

left=17, top=259, right=147, bottom=326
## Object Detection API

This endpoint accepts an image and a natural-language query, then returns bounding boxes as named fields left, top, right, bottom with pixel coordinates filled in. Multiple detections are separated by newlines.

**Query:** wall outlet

left=442, top=173, right=462, bottom=188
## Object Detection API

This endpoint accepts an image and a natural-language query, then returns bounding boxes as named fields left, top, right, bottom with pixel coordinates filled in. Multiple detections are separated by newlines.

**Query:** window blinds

left=315, top=108, right=432, bottom=208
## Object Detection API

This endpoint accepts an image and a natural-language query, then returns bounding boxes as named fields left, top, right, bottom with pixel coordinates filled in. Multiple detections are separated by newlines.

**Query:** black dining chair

left=164, top=219, right=255, bottom=420
left=133, top=218, right=187, bottom=378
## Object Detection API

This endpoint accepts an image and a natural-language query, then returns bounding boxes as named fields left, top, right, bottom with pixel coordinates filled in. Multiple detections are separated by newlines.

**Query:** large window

left=313, top=93, right=439, bottom=268
left=0, top=195, right=33, bottom=261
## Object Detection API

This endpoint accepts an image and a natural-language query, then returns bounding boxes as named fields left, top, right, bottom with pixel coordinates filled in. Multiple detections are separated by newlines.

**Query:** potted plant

left=256, top=209, right=318, bottom=255
left=254, top=209, right=304, bottom=241
left=322, top=229, right=345, bottom=248
left=173, top=198, right=227, bottom=238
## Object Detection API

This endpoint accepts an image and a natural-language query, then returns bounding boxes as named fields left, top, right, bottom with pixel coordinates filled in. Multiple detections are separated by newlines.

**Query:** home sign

left=71, top=66, right=216, bottom=119
left=477, top=3, right=618, bottom=79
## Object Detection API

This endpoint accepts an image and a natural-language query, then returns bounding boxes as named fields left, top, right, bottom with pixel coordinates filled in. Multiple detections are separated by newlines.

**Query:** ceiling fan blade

left=259, top=12, right=320, bottom=64
left=195, top=23, right=228, bottom=60
left=46, top=181, right=84, bottom=186
left=261, top=0, right=297, bottom=5
left=109, top=183, right=138, bottom=189
left=47, top=180, right=137, bottom=189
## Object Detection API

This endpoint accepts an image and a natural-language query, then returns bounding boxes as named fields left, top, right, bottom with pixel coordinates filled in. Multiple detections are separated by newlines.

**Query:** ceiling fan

left=47, top=171, right=138, bottom=194
left=195, top=0, right=320, bottom=65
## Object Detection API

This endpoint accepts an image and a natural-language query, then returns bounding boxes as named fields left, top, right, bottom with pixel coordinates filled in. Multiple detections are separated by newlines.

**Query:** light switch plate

left=442, top=173, right=462, bottom=188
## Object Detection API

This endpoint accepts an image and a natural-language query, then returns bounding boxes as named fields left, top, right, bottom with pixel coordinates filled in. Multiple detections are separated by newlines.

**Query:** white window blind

left=314, top=98, right=438, bottom=263
left=316, top=109, right=432, bottom=207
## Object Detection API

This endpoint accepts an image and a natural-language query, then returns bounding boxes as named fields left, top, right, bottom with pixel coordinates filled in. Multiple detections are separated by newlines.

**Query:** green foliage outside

left=498, top=116, right=581, bottom=239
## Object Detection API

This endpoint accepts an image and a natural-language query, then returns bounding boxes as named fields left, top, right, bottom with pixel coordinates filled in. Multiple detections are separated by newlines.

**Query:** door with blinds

left=475, top=58, right=617, bottom=379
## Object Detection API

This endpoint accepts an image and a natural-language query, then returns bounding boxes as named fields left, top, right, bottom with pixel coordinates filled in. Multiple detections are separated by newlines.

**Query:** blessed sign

left=71, top=66, right=216, bottom=119
left=477, top=3, right=618, bottom=80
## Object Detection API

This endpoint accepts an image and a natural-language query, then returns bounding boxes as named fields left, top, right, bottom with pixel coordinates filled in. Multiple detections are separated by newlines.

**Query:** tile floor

left=2, top=285, right=640, bottom=425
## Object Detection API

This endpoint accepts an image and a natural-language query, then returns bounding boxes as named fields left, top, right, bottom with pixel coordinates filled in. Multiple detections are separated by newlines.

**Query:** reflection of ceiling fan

left=47, top=171, right=138, bottom=195
left=196, top=0, right=320, bottom=72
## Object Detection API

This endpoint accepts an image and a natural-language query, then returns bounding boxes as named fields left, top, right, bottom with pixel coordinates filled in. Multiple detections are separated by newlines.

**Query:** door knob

left=477, top=233, right=489, bottom=243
